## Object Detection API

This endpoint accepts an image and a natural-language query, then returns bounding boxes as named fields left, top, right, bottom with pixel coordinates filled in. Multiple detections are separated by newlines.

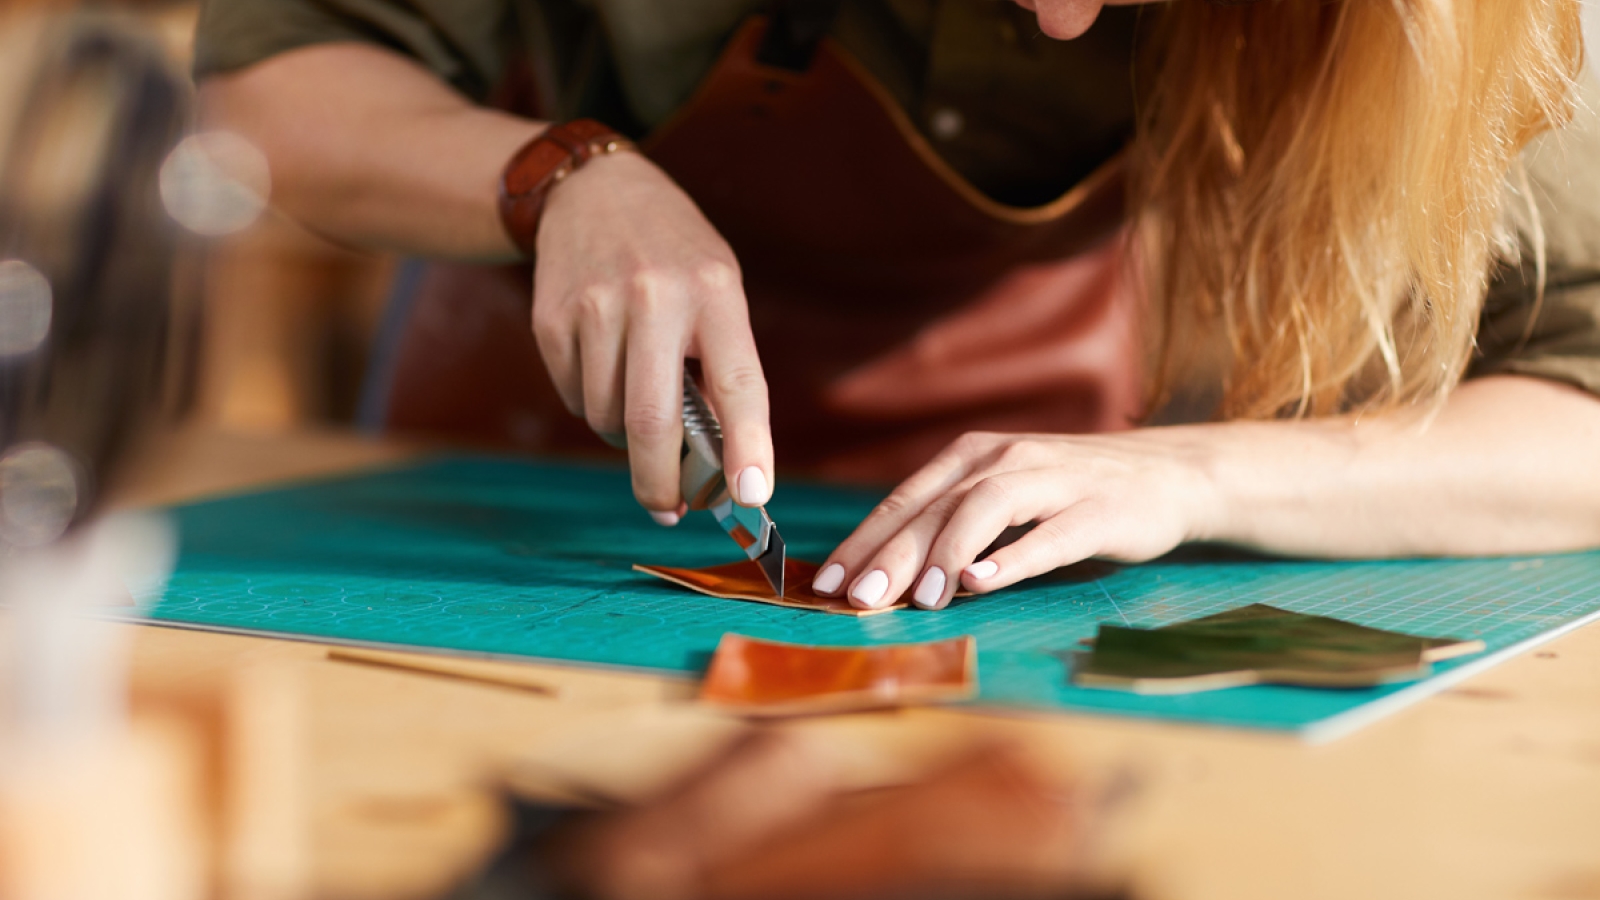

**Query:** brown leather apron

left=380, top=13, right=1143, bottom=483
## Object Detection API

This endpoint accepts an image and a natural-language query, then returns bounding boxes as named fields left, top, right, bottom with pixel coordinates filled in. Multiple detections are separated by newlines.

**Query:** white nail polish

left=735, top=467, right=771, bottom=506
left=813, top=563, right=845, bottom=594
left=913, top=567, right=946, bottom=609
left=649, top=509, right=681, bottom=527
left=965, top=559, right=999, bottom=581
left=851, top=570, right=890, bottom=608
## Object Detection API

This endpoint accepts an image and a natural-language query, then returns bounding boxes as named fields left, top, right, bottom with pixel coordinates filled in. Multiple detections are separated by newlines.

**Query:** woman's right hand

left=532, top=150, right=774, bottom=523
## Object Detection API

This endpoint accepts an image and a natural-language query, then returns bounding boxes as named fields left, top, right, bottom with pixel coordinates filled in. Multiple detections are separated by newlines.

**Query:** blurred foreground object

left=455, top=730, right=1131, bottom=900
left=0, top=8, right=198, bottom=529
left=0, top=11, right=195, bottom=899
left=0, top=0, right=193, bottom=747
left=0, top=10, right=306, bottom=900
left=0, top=512, right=204, bottom=900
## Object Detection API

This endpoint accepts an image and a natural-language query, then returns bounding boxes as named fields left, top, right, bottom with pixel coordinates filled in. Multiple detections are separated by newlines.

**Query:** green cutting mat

left=127, top=457, right=1600, bottom=742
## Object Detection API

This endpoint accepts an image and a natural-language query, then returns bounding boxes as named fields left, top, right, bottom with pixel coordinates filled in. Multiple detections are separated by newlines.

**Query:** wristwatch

left=498, top=119, right=635, bottom=258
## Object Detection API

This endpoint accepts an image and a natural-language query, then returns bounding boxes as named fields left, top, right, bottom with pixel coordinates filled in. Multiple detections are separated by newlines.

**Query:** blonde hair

left=1136, top=0, right=1584, bottom=419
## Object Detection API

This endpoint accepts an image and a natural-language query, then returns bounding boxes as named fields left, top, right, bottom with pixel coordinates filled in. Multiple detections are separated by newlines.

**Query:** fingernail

left=735, top=467, right=771, bottom=506
left=813, top=563, right=845, bottom=594
left=850, top=570, right=890, bottom=608
left=965, top=559, right=999, bottom=581
left=649, top=509, right=681, bottom=527
left=912, top=567, right=946, bottom=609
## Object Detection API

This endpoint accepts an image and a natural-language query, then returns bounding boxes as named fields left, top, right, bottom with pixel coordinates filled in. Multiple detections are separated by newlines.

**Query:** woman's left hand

left=816, top=378, right=1600, bottom=608
left=812, top=430, right=1223, bottom=610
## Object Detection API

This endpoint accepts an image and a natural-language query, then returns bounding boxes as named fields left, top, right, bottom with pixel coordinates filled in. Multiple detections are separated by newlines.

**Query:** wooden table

left=120, top=427, right=1600, bottom=900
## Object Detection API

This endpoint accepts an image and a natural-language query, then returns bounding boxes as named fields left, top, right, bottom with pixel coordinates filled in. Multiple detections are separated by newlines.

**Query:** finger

left=695, top=299, right=773, bottom=508
left=842, top=491, right=965, bottom=611
left=646, top=501, right=688, bottom=529
left=813, top=433, right=1006, bottom=596
left=961, top=504, right=1105, bottom=594
left=624, top=321, right=688, bottom=515
left=578, top=308, right=627, bottom=442
left=531, top=296, right=584, bottom=418
left=919, top=471, right=1079, bottom=604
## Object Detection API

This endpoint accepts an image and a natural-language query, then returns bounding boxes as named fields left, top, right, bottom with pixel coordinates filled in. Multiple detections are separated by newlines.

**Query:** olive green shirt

left=1470, top=70, right=1600, bottom=397
left=192, top=0, right=1600, bottom=400
left=194, top=0, right=1143, bottom=205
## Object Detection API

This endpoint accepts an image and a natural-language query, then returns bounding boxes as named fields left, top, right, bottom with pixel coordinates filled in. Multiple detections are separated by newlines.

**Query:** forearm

left=198, top=42, right=539, bottom=260
left=1190, top=375, right=1600, bottom=557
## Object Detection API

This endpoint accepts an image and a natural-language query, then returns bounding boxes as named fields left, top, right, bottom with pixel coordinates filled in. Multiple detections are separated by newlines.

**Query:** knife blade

left=680, top=371, right=786, bottom=596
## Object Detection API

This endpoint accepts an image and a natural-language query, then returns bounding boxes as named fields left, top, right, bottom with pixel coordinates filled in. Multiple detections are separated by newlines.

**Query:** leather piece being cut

left=1072, top=603, right=1486, bottom=694
left=700, top=633, right=977, bottom=716
left=634, top=558, right=908, bottom=616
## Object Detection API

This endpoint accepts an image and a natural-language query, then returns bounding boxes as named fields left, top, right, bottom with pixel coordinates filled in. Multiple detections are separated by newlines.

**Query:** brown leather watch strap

left=498, top=119, right=636, bottom=257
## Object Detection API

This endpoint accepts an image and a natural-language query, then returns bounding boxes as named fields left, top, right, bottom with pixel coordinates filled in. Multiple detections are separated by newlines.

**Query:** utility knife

left=679, top=372, right=786, bottom=595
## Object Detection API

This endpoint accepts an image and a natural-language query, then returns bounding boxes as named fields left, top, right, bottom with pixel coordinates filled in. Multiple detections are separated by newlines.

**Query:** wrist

left=498, top=119, right=636, bottom=258
left=1160, top=425, right=1234, bottom=546
left=1185, top=417, right=1374, bottom=551
left=1126, top=421, right=1283, bottom=548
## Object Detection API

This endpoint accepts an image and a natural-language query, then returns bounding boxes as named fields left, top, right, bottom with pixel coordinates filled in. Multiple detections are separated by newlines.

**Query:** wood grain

left=120, top=426, right=1600, bottom=900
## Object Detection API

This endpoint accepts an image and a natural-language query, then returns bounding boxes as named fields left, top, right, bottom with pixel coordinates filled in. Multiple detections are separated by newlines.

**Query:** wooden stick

left=326, top=648, right=559, bottom=698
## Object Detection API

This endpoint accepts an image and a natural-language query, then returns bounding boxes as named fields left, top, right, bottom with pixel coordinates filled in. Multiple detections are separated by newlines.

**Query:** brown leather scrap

left=700, top=633, right=977, bottom=716
left=634, top=558, right=907, bottom=616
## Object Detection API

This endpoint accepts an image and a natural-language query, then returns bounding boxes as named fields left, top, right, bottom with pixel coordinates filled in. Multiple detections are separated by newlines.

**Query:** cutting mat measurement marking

left=126, top=458, right=1600, bottom=739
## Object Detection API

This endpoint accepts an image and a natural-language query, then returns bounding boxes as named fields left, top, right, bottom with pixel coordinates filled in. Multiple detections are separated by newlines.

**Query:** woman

left=196, top=0, right=1600, bottom=611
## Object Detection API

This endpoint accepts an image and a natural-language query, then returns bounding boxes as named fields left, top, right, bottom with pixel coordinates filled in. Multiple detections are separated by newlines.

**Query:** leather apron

left=379, top=12, right=1143, bottom=483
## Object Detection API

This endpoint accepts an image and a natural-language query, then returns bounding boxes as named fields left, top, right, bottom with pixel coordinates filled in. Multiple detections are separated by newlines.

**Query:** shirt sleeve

left=1467, top=64, right=1600, bottom=397
left=192, top=0, right=515, bottom=101
left=1470, top=262, right=1600, bottom=396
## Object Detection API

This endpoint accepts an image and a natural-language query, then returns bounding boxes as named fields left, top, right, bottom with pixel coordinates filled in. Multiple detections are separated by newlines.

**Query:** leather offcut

left=699, top=632, right=977, bottom=715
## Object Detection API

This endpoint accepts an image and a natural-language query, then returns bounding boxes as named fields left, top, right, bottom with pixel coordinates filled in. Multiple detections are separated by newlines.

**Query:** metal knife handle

left=681, top=371, right=722, bottom=441
left=680, top=372, right=726, bottom=510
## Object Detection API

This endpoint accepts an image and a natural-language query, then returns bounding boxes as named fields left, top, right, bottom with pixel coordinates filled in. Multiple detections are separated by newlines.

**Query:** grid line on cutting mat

left=122, top=458, right=1600, bottom=739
